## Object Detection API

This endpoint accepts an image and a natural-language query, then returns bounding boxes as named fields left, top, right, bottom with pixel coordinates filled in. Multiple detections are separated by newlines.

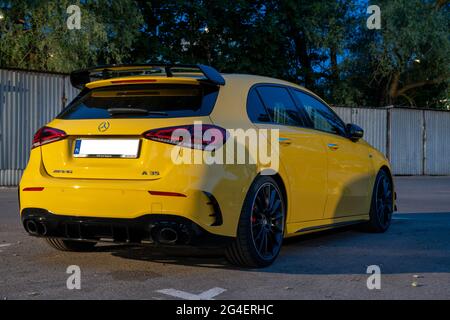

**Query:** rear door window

left=246, top=88, right=271, bottom=123
left=58, top=84, right=219, bottom=119
left=256, top=86, right=305, bottom=127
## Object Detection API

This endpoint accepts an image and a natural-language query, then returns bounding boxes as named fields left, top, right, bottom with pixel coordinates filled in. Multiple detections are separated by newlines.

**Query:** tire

left=226, top=176, right=286, bottom=268
left=45, top=238, right=97, bottom=252
left=364, top=170, right=394, bottom=233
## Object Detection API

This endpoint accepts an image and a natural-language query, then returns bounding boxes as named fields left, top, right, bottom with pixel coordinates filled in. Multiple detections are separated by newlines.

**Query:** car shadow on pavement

left=107, top=226, right=367, bottom=271
left=108, top=213, right=450, bottom=274
left=109, top=245, right=233, bottom=268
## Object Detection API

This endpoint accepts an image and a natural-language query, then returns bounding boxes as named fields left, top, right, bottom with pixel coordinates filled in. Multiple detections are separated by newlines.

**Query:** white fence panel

left=332, top=107, right=352, bottom=124
left=0, top=69, right=78, bottom=186
left=424, top=111, right=450, bottom=175
left=351, top=108, right=388, bottom=156
left=389, top=109, right=424, bottom=175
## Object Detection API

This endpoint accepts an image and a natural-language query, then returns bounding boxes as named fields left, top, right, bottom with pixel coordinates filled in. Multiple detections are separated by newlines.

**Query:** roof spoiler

left=70, top=64, right=226, bottom=89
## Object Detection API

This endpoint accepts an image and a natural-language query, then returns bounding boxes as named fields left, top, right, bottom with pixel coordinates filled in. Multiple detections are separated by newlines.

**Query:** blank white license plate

left=73, top=139, right=141, bottom=158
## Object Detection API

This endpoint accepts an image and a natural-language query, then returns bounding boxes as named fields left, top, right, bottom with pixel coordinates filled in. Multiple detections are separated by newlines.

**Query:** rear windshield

left=58, top=84, right=219, bottom=119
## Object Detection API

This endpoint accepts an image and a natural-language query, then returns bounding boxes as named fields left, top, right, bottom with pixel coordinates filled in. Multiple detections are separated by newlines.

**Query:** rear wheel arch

left=254, top=172, right=288, bottom=222
left=269, top=173, right=288, bottom=219
left=227, top=174, right=287, bottom=267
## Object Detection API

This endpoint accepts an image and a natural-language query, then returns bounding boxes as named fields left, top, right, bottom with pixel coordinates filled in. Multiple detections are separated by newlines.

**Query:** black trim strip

left=203, top=192, right=224, bottom=227
left=295, top=219, right=367, bottom=233
left=70, top=64, right=226, bottom=89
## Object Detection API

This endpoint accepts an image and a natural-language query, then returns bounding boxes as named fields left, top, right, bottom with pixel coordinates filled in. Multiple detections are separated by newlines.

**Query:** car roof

left=222, top=74, right=326, bottom=103
left=83, top=72, right=326, bottom=105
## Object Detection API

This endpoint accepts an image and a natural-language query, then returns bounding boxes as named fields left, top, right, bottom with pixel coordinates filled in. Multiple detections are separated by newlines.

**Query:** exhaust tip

left=25, top=220, right=38, bottom=235
left=25, top=220, right=47, bottom=236
left=158, top=227, right=178, bottom=244
left=38, top=222, right=47, bottom=236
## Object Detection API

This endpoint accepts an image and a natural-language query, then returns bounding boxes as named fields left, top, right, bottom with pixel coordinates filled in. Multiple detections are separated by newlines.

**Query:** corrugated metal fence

left=0, top=69, right=79, bottom=185
left=0, top=68, right=449, bottom=185
left=332, top=106, right=450, bottom=176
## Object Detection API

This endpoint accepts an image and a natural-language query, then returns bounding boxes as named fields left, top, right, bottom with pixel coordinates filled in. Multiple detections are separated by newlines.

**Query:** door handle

left=327, top=143, right=339, bottom=150
left=279, top=137, right=292, bottom=145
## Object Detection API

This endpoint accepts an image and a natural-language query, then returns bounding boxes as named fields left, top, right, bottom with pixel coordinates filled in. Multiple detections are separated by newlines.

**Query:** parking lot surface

left=1, top=176, right=449, bottom=300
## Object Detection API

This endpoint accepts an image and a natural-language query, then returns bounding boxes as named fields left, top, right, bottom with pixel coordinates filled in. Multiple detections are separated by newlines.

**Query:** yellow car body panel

left=20, top=132, right=253, bottom=238
left=321, top=132, right=373, bottom=219
left=20, top=73, right=394, bottom=243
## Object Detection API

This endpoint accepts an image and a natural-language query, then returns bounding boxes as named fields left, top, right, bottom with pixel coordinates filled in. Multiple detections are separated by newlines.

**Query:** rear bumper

left=19, top=148, right=254, bottom=238
left=21, top=208, right=232, bottom=248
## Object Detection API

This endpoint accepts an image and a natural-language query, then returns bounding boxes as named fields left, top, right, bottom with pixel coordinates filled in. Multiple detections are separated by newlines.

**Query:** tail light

left=32, top=127, right=67, bottom=149
left=143, top=124, right=228, bottom=150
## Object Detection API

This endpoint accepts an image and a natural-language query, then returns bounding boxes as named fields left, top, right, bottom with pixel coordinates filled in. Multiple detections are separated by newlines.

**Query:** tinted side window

left=256, top=86, right=303, bottom=127
left=246, top=89, right=271, bottom=123
left=292, top=90, right=346, bottom=136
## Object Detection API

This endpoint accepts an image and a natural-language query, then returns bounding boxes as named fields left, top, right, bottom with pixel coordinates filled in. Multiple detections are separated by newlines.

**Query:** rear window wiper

left=107, top=108, right=168, bottom=116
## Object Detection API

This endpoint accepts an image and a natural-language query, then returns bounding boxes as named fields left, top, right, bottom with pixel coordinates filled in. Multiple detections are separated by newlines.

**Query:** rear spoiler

left=70, top=64, right=226, bottom=89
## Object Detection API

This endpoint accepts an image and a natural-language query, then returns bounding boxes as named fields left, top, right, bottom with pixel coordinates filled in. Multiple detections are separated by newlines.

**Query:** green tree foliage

left=0, top=0, right=143, bottom=72
left=349, top=0, right=450, bottom=107
left=0, top=0, right=448, bottom=108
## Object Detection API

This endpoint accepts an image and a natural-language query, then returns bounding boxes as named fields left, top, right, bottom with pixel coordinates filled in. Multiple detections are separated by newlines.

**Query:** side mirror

left=346, top=123, right=364, bottom=142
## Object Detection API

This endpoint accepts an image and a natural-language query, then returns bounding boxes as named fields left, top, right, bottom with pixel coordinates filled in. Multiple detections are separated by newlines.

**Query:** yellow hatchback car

left=19, top=64, right=395, bottom=267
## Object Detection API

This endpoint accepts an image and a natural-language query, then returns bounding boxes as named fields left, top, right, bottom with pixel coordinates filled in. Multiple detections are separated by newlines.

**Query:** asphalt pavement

left=1, top=176, right=449, bottom=300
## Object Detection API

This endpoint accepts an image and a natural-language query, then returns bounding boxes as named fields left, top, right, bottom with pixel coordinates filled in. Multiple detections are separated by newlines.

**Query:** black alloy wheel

left=250, top=182, right=285, bottom=260
left=366, top=170, right=394, bottom=233
left=226, top=176, right=286, bottom=268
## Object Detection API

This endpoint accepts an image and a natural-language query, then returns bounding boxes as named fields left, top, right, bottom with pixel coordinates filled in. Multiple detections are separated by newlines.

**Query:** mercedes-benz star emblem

left=98, top=121, right=110, bottom=132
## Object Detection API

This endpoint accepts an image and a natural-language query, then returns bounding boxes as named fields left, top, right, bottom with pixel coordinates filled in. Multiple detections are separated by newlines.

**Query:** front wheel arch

left=365, top=168, right=394, bottom=233
left=378, top=165, right=395, bottom=203
left=379, top=165, right=393, bottom=186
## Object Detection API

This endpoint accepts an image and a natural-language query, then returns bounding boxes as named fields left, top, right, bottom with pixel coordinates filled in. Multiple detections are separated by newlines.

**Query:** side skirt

left=285, top=214, right=369, bottom=237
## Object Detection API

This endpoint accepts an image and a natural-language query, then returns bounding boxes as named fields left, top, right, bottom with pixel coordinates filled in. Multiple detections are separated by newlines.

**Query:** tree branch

left=435, top=0, right=448, bottom=9
left=396, top=75, right=449, bottom=97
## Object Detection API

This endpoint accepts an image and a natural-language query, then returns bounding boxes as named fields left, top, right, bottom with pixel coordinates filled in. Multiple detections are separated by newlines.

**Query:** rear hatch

left=38, top=80, right=220, bottom=180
